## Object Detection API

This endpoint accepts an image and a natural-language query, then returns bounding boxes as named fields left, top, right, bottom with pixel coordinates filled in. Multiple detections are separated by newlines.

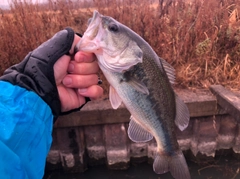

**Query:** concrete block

left=176, top=119, right=193, bottom=151
left=217, top=115, right=237, bottom=149
left=190, top=118, right=200, bottom=156
left=190, top=117, right=218, bottom=157
left=56, top=127, right=87, bottom=173
left=104, top=123, right=130, bottom=170
left=45, top=130, right=62, bottom=171
left=130, top=142, right=148, bottom=163
left=210, top=85, right=240, bottom=121
left=233, top=124, right=240, bottom=153
left=84, top=125, right=106, bottom=165
left=197, top=117, right=218, bottom=157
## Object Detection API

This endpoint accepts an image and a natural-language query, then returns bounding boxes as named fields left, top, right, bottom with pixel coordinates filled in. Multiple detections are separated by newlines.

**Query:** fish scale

left=101, top=56, right=177, bottom=160
left=77, top=10, right=191, bottom=179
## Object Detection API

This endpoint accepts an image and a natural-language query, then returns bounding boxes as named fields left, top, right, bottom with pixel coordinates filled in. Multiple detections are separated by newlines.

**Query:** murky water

left=44, top=151, right=240, bottom=179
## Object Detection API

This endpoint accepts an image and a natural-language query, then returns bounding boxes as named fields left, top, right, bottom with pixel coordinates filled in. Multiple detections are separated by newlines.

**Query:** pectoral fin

left=122, top=71, right=149, bottom=95
left=128, top=116, right=153, bottom=143
left=175, top=95, right=190, bottom=131
left=128, top=78, right=149, bottom=95
left=109, top=86, right=122, bottom=109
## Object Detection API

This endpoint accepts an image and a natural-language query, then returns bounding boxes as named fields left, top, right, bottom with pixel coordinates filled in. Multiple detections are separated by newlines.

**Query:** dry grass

left=0, top=0, right=240, bottom=90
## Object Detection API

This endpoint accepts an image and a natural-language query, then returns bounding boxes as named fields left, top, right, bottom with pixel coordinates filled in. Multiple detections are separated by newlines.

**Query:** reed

left=0, top=0, right=239, bottom=90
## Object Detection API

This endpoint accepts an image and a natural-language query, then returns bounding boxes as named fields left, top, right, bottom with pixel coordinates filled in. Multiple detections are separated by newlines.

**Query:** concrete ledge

left=210, top=85, right=240, bottom=121
left=55, top=89, right=224, bottom=128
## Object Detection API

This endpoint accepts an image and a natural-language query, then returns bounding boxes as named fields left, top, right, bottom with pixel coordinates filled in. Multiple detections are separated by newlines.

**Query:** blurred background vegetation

left=0, top=0, right=240, bottom=90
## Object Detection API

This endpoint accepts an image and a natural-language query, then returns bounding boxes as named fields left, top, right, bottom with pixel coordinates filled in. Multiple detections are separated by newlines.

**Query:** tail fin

left=153, top=152, right=191, bottom=179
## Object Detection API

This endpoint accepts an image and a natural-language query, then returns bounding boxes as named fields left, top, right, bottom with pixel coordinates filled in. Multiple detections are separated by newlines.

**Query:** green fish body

left=77, top=11, right=191, bottom=179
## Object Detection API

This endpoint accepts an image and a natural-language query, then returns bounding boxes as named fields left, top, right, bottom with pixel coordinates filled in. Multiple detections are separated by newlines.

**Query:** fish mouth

left=89, top=11, right=101, bottom=26
left=77, top=11, right=102, bottom=52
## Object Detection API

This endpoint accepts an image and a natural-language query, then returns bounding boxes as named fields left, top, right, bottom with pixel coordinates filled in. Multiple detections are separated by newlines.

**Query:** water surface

left=44, top=151, right=240, bottom=179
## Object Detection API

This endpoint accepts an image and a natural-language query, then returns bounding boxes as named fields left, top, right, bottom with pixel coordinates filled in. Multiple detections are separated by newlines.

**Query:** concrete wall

left=46, top=87, right=240, bottom=173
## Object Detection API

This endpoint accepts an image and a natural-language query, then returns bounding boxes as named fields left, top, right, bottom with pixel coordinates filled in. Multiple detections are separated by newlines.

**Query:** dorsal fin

left=159, top=57, right=175, bottom=85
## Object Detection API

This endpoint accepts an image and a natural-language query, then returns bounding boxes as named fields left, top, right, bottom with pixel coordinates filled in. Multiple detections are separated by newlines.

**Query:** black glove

left=0, top=27, right=75, bottom=118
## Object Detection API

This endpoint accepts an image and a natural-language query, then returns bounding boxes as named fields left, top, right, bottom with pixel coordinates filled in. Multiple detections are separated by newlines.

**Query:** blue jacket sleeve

left=0, top=81, right=53, bottom=179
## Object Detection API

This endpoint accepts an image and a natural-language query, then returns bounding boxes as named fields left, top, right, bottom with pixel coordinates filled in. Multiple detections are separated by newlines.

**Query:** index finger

left=69, top=34, right=81, bottom=55
left=74, top=51, right=97, bottom=63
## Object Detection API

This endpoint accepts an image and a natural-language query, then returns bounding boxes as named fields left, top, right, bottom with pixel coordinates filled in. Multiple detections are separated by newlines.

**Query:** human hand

left=54, top=43, right=103, bottom=112
left=0, top=28, right=103, bottom=118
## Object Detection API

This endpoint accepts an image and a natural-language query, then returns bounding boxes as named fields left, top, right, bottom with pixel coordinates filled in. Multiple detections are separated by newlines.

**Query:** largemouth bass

left=77, top=11, right=191, bottom=179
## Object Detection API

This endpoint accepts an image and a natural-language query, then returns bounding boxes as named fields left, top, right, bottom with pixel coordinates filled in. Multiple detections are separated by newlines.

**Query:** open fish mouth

left=88, top=11, right=101, bottom=26
left=76, top=11, right=102, bottom=52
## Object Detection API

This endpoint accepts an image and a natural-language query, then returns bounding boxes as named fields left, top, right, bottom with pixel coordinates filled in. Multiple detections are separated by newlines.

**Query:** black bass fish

left=77, top=11, right=191, bottom=179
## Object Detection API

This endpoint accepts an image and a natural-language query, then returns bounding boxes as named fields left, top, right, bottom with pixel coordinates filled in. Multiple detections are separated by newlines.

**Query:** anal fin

left=175, top=95, right=190, bottom=131
left=128, top=116, right=153, bottom=143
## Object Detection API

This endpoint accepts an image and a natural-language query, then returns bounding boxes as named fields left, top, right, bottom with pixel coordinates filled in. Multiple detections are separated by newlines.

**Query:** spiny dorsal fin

left=128, top=116, right=153, bottom=143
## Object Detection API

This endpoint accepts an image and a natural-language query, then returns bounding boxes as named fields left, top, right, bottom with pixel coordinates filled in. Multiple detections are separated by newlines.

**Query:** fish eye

left=108, top=23, right=119, bottom=32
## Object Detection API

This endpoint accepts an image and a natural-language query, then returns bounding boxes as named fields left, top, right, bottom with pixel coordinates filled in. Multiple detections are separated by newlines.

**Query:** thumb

left=31, top=27, right=75, bottom=77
